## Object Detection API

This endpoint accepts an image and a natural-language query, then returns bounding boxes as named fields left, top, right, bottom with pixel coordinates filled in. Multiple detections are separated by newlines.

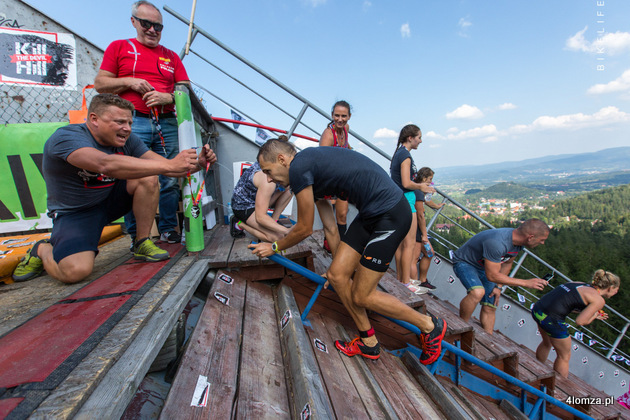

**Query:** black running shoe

left=420, top=281, right=437, bottom=290
left=230, top=215, right=245, bottom=238
left=160, top=230, right=182, bottom=243
left=419, top=314, right=447, bottom=365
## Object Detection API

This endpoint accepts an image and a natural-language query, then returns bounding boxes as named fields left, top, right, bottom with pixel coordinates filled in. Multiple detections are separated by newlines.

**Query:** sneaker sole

left=134, top=254, right=170, bottom=262
left=420, top=320, right=448, bottom=365
left=12, top=271, right=44, bottom=282
left=334, top=342, right=381, bottom=360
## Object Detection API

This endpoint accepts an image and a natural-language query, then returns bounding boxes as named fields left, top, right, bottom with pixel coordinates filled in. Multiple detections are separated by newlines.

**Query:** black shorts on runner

left=49, top=180, right=133, bottom=263
left=233, top=207, right=255, bottom=223
left=344, top=195, right=411, bottom=273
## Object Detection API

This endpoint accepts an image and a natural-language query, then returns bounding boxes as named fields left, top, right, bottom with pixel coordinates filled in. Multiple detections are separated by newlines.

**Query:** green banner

left=0, top=122, right=67, bottom=233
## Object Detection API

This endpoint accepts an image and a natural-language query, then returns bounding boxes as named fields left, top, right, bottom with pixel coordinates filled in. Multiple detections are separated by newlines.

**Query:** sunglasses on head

left=132, top=16, right=163, bottom=32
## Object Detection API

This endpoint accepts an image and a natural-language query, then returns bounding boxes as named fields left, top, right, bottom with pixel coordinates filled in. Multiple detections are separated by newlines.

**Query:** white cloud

left=373, top=127, right=398, bottom=138
left=458, top=17, right=472, bottom=29
left=362, top=1, right=371, bottom=12
left=497, top=102, right=517, bottom=110
left=447, top=124, right=499, bottom=140
left=423, top=130, right=444, bottom=140
left=458, top=17, right=472, bottom=37
left=302, top=0, right=327, bottom=7
left=446, top=104, right=484, bottom=120
left=587, top=69, right=630, bottom=94
left=400, top=23, right=411, bottom=38
left=509, top=106, right=630, bottom=133
left=566, top=26, right=630, bottom=55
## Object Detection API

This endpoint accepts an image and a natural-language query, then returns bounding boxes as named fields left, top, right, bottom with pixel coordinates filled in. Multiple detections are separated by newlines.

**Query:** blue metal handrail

left=267, top=251, right=595, bottom=420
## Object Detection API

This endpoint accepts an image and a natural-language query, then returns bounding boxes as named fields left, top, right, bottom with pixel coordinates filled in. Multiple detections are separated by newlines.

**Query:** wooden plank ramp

left=304, top=312, right=398, bottom=419
left=236, top=281, right=290, bottom=418
left=160, top=269, right=250, bottom=419
left=275, top=283, right=334, bottom=419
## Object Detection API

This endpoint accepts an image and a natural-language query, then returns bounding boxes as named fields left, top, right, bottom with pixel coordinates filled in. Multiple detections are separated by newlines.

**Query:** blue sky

left=25, top=0, right=630, bottom=171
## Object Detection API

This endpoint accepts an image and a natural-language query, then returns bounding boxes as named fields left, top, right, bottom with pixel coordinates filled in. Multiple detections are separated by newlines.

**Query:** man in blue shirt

left=452, top=219, right=550, bottom=333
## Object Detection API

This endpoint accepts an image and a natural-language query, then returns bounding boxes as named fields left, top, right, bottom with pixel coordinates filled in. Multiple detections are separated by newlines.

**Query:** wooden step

left=467, top=322, right=519, bottom=379
left=201, top=225, right=313, bottom=281
left=2, top=241, right=188, bottom=419
left=420, top=295, right=475, bottom=355
left=283, top=274, right=423, bottom=352
left=378, top=270, right=426, bottom=311
left=300, top=312, right=398, bottom=419
left=366, top=342, right=446, bottom=419
left=554, top=372, right=624, bottom=420
left=275, top=283, right=334, bottom=419
left=236, top=281, right=291, bottom=418
left=160, top=269, right=250, bottom=418
left=426, top=297, right=557, bottom=397
left=401, top=351, right=472, bottom=420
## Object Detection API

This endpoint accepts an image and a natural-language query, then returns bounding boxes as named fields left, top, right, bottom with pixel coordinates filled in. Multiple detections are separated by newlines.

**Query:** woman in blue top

left=390, top=124, right=435, bottom=294
left=532, top=269, right=620, bottom=378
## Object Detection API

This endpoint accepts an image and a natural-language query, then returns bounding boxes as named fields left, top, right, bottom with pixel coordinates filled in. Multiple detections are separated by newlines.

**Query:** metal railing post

left=607, top=322, right=630, bottom=359
left=509, top=252, right=528, bottom=278
left=286, top=103, right=309, bottom=140
left=179, top=28, right=198, bottom=60
left=426, top=198, right=449, bottom=231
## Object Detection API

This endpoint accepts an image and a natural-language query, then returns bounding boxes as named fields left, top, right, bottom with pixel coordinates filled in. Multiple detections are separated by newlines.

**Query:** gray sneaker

left=160, top=231, right=182, bottom=243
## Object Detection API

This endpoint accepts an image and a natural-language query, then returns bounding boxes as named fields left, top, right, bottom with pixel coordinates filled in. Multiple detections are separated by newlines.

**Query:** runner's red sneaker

left=419, top=314, right=447, bottom=365
left=335, top=337, right=380, bottom=360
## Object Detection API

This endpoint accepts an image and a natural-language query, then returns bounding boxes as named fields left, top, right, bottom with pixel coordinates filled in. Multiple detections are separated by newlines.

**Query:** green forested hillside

left=431, top=184, right=630, bottom=357
left=465, top=182, right=543, bottom=200
left=520, top=183, right=630, bottom=234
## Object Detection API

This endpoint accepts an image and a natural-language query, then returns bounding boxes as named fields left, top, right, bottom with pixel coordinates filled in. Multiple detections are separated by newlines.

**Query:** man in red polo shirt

left=95, top=0, right=189, bottom=251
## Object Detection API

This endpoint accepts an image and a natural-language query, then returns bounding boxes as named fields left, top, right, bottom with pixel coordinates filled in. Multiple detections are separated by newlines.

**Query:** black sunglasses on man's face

left=132, top=16, right=163, bottom=32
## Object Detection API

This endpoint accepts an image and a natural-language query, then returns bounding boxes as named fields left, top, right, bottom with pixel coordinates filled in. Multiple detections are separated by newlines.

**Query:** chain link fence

left=1, top=84, right=96, bottom=124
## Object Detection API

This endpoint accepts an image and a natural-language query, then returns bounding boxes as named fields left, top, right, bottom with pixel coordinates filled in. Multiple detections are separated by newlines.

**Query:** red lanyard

left=149, top=107, right=167, bottom=156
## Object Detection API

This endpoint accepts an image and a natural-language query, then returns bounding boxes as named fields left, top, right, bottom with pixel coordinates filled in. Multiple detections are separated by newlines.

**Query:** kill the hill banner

left=0, top=27, right=77, bottom=87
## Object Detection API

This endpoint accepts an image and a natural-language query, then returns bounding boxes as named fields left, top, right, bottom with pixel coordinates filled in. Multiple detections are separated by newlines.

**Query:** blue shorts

left=50, top=180, right=133, bottom=263
left=344, top=196, right=411, bottom=273
left=531, top=308, right=569, bottom=339
left=404, top=191, right=417, bottom=214
left=453, top=261, right=498, bottom=308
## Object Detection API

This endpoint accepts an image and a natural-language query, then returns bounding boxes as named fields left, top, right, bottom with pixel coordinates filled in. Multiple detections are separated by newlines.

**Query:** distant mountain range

left=436, top=147, right=630, bottom=190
